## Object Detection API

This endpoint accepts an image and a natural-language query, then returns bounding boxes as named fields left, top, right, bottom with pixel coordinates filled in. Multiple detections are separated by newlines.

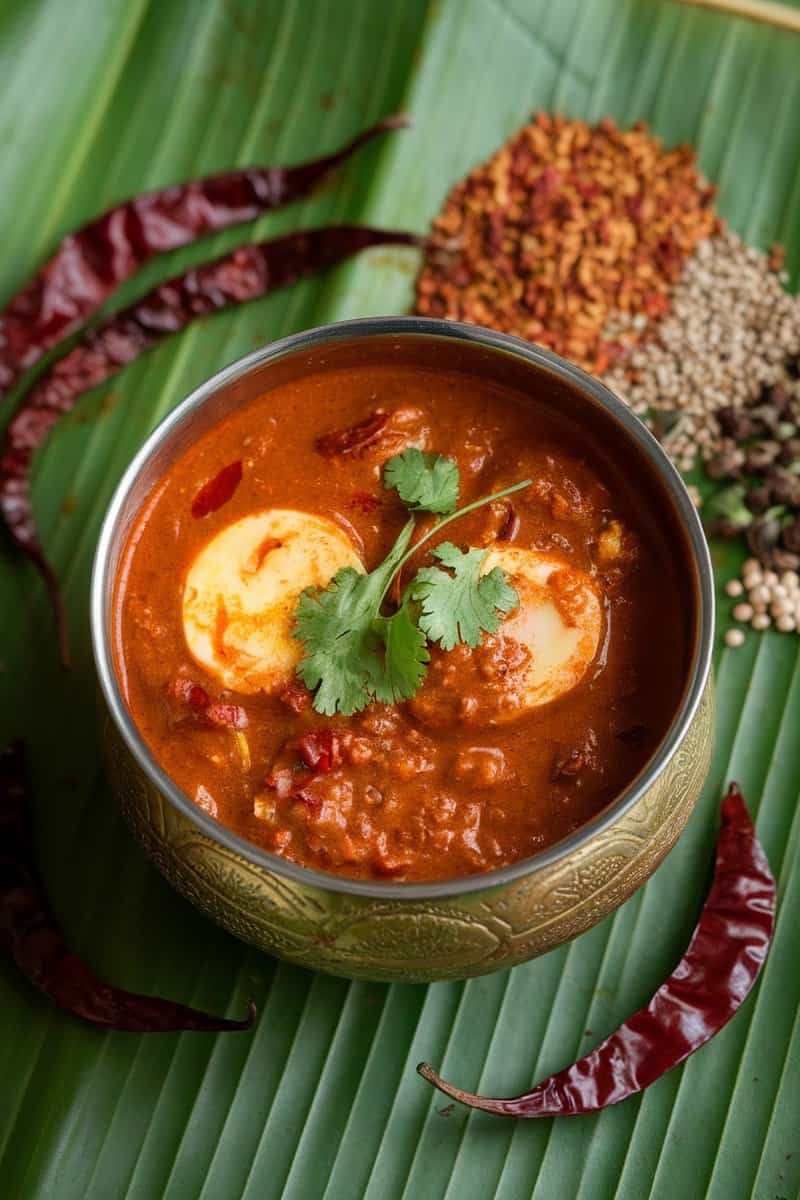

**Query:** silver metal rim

left=91, top=316, right=715, bottom=901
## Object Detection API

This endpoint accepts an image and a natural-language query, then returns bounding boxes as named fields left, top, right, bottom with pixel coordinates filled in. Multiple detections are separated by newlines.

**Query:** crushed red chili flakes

left=348, top=490, right=382, bottom=513
left=173, top=678, right=249, bottom=729
left=414, top=112, right=719, bottom=373
left=206, top=703, right=249, bottom=730
left=173, top=678, right=211, bottom=711
left=277, top=679, right=314, bottom=714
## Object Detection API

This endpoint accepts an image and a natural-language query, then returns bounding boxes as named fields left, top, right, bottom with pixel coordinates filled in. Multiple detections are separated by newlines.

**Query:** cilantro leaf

left=293, top=567, right=384, bottom=715
left=373, top=603, right=430, bottom=704
left=409, top=542, right=519, bottom=650
left=383, top=448, right=459, bottom=514
left=293, top=519, right=416, bottom=715
left=293, top=467, right=530, bottom=716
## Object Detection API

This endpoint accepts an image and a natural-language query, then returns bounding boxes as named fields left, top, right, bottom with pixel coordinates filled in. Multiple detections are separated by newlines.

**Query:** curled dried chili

left=315, top=410, right=389, bottom=457
left=191, top=460, right=243, bottom=518
left=0, top=742, right=254, bottom=1032
left=418, top=783, right=775, bottom=1116
left=0, top=224, right=420, bottom=658
left=0, top=113, right=407, bottom=397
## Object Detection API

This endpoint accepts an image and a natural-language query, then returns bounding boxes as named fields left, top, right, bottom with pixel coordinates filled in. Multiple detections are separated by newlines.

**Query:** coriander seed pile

left=602, top=231, right=800, bottom=474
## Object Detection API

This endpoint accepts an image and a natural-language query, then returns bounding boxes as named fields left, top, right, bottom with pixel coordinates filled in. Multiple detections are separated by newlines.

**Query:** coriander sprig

left=293, top=448, right=530, bottom=715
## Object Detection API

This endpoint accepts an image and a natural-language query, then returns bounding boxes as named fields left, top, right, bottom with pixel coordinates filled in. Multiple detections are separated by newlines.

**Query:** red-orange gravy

left=114, top=357, right=692, bottom=882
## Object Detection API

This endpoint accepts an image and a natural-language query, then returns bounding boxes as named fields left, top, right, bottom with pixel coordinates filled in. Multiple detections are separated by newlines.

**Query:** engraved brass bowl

left=91, top=317, right=714, bottom=983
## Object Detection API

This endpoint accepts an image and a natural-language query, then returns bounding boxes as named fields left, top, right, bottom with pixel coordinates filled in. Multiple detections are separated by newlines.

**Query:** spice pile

left=414, top=114, right=800, bottom=641
left=415, top=113, right=718, bottom=373
left=603, top=233, right=800, bottom=475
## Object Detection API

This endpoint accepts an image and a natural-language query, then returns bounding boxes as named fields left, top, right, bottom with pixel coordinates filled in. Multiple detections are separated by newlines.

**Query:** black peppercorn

left=717, top=408, right=755, bottom=440
left=746, top=485, right=772, bottom=514
left=781, top=521, right=800, bottom=554
left=768, top=383, right=791, bottom=415
left=745, top=441, right=781, bottom=472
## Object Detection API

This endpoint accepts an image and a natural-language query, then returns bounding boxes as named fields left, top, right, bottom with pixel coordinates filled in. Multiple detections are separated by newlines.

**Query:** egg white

left=481, top=546, right=602, bottom=714
left=182, top=509, right=362, bottom=695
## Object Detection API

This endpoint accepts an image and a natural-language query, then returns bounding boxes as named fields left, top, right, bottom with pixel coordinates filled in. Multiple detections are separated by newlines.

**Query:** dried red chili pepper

left=0, top=114, right=407, bottom=397
left=191, top=460, right=243, bottom=518
left=418, top=782, right=775, bottom=1116
left=0, top=225, right=419, bottom=659
left=497, top=503, right=520, bottom=543
left=0, top=742, right=254, bottom=1032
left=315, top=410, right=389, bottom=457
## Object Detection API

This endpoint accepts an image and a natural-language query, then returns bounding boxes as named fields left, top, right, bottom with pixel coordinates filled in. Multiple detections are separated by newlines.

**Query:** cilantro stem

left=379, top=478, right=531, bottom=606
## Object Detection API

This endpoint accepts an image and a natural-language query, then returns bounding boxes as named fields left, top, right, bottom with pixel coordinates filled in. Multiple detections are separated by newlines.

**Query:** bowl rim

left=91, top=315, right=715, bottom=900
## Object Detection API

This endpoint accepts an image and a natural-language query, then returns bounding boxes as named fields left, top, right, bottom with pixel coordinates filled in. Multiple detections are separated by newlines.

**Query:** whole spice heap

left=415, top=112, right=718, bottom=373
left=603, top=230, right=800, bottom=637
left=603, top=232, right=800, bottom=474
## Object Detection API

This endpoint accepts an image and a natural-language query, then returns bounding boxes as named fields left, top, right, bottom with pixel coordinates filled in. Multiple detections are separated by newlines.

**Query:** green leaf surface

left=294, top=518, right=415, bottom=714
left=0, top=1, right=799, bottom=1198
left=411, top=542, right=519, bottom=649
left=383, top=448, right=460, bottom=513
left=373, top=604, right=430, bottom=703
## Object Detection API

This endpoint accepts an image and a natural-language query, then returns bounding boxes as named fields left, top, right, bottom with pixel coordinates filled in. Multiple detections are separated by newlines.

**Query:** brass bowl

left=91, top=317, right=715, bottom=983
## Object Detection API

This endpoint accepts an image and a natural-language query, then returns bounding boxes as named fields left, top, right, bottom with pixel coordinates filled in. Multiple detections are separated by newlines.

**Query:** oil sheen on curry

left=115, top=358, right=691, bottom=882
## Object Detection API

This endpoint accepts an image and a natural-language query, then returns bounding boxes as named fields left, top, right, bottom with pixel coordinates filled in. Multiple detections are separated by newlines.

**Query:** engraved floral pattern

left=104, top=682, right=714, bottom=982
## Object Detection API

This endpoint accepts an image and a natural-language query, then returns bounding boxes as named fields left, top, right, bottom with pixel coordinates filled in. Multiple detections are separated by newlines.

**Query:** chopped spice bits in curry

left=115, top=353, right=691, bottom=882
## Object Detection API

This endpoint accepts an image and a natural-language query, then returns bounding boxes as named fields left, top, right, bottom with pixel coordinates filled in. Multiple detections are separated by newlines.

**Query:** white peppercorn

left=748, top=585, right=770, bottom=607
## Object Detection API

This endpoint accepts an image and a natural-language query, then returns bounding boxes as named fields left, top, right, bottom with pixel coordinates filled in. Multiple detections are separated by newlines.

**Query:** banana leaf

left=0, top=0, right=798, bottom=1197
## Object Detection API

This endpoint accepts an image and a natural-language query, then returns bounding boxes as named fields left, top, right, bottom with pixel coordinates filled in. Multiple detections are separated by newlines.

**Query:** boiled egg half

left=182, top=509, right=362, bottom=694
left=481, top=546, right=603, bottom=714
